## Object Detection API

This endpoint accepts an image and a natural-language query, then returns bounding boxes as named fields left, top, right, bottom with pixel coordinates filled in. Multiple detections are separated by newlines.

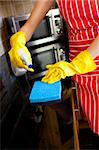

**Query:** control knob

left=57, top=28, right=61, bottom=34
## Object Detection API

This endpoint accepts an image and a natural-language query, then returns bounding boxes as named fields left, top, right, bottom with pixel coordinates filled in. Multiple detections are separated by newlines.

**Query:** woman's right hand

left=8, top=31, right=34, bottom=76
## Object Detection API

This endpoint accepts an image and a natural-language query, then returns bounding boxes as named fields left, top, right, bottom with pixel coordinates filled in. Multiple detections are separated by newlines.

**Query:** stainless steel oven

left=27, top=42, right=68, bottom=80
left=7, top=8, right=69, bottom=80
left=7, top=8, right=65, bottom=46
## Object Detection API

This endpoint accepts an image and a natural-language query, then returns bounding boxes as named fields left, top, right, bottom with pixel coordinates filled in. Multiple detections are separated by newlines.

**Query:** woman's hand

left=9, top=31, right=34, bottom=74
left=42, top=50, right=96, bottom=84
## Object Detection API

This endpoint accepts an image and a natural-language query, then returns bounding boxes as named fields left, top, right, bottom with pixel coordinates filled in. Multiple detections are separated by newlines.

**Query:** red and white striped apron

left=57, top=0, right=99, bottom=135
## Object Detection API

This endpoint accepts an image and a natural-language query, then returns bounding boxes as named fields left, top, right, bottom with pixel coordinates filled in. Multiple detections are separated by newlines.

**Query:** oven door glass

left=32, top=49, right=56, bottom=74
left=19, top=16, right=51, bottom=41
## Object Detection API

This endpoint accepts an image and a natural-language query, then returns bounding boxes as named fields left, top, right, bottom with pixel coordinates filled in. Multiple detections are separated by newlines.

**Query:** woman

left=9, top=0, right=99, bottom=135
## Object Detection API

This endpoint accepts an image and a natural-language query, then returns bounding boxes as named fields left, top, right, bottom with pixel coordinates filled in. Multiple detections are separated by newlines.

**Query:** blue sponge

left=29, top=81, right=61, bottom=104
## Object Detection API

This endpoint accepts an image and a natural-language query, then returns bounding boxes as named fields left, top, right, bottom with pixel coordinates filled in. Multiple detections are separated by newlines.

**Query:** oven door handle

left=49, top=15, right=54, bottom=35
left=53, top=48, right=59, bottom=62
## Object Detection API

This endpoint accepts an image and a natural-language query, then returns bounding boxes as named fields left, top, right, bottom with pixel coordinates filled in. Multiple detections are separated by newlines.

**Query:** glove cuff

left=10, top=31, right=26, bottom=47
left=71, top=50, right=97, bottom=74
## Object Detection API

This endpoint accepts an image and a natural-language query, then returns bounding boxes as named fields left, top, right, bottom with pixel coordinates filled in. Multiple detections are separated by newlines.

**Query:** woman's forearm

left=87, top=34, right=99, bottom=59
left=20, top=0, right=53, bottom=41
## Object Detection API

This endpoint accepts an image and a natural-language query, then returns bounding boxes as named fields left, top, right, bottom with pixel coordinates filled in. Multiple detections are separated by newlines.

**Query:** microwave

left=6, top=8, right=69, bottom=80
left=27, top=42, right=68, bottom=80
left=7, top=8, right=65, bottom=46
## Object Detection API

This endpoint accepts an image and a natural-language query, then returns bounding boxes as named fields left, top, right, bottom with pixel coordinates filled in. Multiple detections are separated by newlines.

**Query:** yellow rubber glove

left=42, top=50, right=96, bottom=84
left=8, top=31, right=34, bottom=72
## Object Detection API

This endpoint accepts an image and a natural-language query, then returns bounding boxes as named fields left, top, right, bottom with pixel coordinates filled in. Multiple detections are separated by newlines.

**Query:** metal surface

left=7, top=8, right=64, bottom=46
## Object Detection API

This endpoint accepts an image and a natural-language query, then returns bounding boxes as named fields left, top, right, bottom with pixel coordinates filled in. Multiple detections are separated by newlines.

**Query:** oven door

left=27, top=44, right=59, bottom=80
left=12, top=14, right=52, bottom=40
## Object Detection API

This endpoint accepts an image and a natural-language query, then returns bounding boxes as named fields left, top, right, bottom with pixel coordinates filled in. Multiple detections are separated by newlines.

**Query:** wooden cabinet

left=71, top=87, right=80, bottom=150
left=37, top=87, right=74, bottom=149
left=37, top=81, right=89, bottom=150
left=71, top=82, right=89, bottom=150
